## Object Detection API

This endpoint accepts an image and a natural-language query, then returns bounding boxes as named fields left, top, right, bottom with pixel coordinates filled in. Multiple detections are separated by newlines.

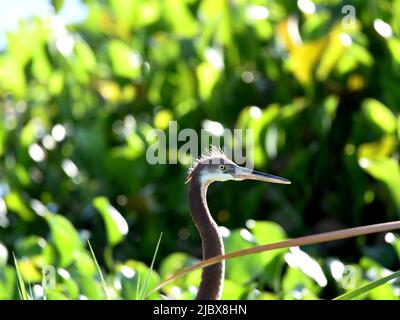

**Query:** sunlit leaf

left=20, top=119, right=40, bottom=148
left=316, top=26, right=348, bottom=81
left=116, top=260, right=160, bottom=300
left=46, top=288, right=69, bottom=300
left=196, top=62, right=220, bottom=100
left=236, top=104, right=280, bottom=167
left=108, top=40, right=142, bottom=80
left=159, top=252, right=200, bottom=298
left=282, top=268, right=320, bottom=299
left=337, top=43, right=373, bottom=75
left=5, top=192, right=34, bottom=221
left=358, top=157, right=400, bottom=209
left=0, top=56, right=26, bottom=97
left=32, top=47, right=52, bottom=83
left=18, top=259, right=41, bottom=282
left=65, top=279, right=82, bottom=300
left=277, top=18, right=301, bottom=52
left=221, top=279, right=245, bottom=300
left=44, top=213, right=82, bottom=267
left=72, top=250, right=97, bottom=277
left=285, top=247, right=327, bottom=288
left=368, top=283, right=397, bottom=300
left=154, top=109, right=173, bottom=130
left=358, top=135, right=397, bottom=160
left=15, top=236, right=47, bottom=258
left=93, top=196, right=129, bottom=246
left=362, top=99, right=397, bottom=133
left=290, top=38, right=327, bottom=86
left=163, top=0, right=199, bottom=37
left=0, top=266, right=17, bottom=299
left=278, top=18, right=328, bottom=86
left=387, top=38, right=400, bottom=65
left=224, top=229, right=264, bottom=285
left=111, top=0, right=160, bottom=29
left=51, top=0, right=64, bottom=13
left=97, top=80, right=120, bottom=103
left=126, top=132, right=146, bottom=159
left=74, top=39, right=97, bottom=73
left=248, top=221, right=287, bottom=266
left=74, top=276, right=104, bottom=300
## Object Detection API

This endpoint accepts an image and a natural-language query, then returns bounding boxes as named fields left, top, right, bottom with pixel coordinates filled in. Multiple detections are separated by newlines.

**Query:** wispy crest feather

left=186, top=146, right=227, bottom=183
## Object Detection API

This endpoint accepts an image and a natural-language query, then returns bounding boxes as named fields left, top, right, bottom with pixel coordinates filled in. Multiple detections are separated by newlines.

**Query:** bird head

left=186, top=146, right=291, bottom=186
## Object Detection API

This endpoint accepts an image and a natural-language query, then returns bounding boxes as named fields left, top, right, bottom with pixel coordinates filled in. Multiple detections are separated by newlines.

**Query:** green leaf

left=51, top=0, right=64, bottom=13
left=362, top=98, right=397, bottom=133
left=93, top=196, right=129, bottom=246
left=74, top=39, right=97, bottom=73
left=163, top=0, right=199, bottom=37
left=71, top=250, right=97, bottom=277
left=248, top=221, right=287, bottom=265
left=316, top=25, right=346, bottom=81
left=46, top=289, right=69, bottom=300
left=5, top=192, right=34, bottom=221
left=368, top=283, right=397, bottom=300
left=223, top=229, right=264, bottom=285
left=15, top=236, right=47, bottom=258
left=17, top=258, right=42, bottom=282
left=158, top=252, right=200, bottom=299
left=196, top=62, right=220, bottom=100
left=116, top=260, right=160, bottom=300
left=108, top=40, right=142, bottom=80
left=0, top=266, right=17, bottom=299
left=357, top=135, right=397, bottom=160
left=282, top=268, right=320, bottom=299
left=110, top=0, right=160, bottom=29
left=0, top=56, right=26, bottom=98
left=387, top=38, right=400, bottom=65
left=358, top=157, right=400, bottom=210
left=221, top=279, right=246, bottom=300
left=334, top=269, right=400, bottom=300
left=284, top=247, right=327, bottom=288
left=44, top=213, right=82, bottom=267
left=74, top=275, right=104, bottom=300
left=54, top=276, right=80, bottom=300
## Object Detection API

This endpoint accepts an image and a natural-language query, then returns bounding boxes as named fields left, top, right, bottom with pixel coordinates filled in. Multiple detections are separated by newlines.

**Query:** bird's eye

left=219, top=165, right=225, bottom=171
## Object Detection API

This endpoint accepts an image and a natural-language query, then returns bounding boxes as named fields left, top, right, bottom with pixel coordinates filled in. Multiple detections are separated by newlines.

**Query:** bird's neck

left=189, top=178, right=225, bottom=300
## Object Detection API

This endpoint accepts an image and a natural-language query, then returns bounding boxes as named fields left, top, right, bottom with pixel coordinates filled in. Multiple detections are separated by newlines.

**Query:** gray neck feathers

left=188, top=178, right=225, bottom=300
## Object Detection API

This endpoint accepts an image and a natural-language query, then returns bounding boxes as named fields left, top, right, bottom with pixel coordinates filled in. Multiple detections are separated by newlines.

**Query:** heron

left=186, top=146, right=291, bottom=300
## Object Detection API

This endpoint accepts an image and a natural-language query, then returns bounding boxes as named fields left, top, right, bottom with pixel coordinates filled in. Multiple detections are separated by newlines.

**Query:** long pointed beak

left=233, top=166, right=291, bottom=184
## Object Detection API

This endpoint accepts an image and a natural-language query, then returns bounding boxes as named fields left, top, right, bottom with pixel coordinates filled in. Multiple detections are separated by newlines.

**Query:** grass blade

left=13, top=253, right=29, bottom=300
left=87, top=240, right=110, bottom=300
left=139, top=232, right=163, bottom=300
left=334, top=269, right=400, bottom=300
left=29, top=282, right=33, bottom=300
left=136, top=272, right=141, bottom=300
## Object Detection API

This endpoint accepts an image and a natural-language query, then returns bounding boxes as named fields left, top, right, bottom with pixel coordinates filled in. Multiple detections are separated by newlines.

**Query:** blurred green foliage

left=1, top=0, right=400, bottom=300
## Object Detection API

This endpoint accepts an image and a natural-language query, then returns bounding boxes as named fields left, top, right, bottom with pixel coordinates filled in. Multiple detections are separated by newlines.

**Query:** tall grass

left=137, top=232, right=163, bottom=300
left=13, top=253, right=29, bottom=300
left=87, top=240, right=110, bottom=300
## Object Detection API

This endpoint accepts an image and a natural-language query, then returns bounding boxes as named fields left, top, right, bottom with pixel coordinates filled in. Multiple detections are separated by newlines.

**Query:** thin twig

left=146, top=220, right=400, bottom=298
